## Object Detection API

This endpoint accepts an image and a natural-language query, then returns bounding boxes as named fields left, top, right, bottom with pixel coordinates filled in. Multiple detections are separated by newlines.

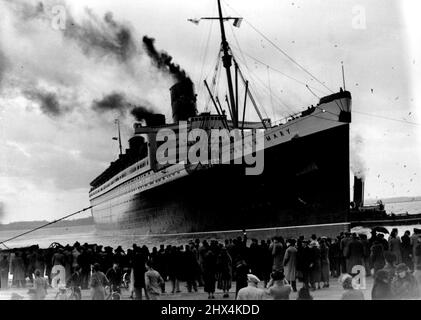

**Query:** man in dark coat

left=132, top=249, right=148, bottom=300
left=345, top=233, right=364, bottom=274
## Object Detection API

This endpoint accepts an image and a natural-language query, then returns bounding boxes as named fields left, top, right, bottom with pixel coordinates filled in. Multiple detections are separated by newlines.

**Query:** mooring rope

left=0, top=206, right=93, bottom=249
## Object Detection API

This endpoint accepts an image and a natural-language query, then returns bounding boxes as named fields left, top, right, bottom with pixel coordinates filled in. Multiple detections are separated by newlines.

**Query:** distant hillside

left=365, top=196, right=421, bottom=205
left=0, top=216, right=94, bottom=231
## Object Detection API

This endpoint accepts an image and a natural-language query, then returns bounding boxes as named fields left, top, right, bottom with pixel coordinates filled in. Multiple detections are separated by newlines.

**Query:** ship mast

left=216, top=0, right=238, bottom=128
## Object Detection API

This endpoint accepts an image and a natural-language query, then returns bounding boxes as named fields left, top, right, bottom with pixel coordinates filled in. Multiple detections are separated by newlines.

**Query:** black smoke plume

left=142, top=36, right=191, bottom=83
left=130, top=106, right=155, bottom=123
left=92, top=93, right=155, bottom=122
left=64, top=10, right=137, bottom=62
left=23, top=89, right=62, bottom=117
left=92, top=92, right=129, bottom=114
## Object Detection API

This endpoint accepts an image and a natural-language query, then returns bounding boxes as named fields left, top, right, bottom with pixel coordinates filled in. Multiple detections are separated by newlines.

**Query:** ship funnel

left=170, top=79, right=197, bottom=123
left=353, top=176, right=365, bottom=209
left=145, top=114, right=166, bottom=127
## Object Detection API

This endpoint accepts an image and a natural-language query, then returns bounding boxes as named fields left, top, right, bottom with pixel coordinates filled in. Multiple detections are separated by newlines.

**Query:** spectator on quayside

left=0, top=254, right=9, bottom=290
left=106, top=262, right=122, bottom=295
left=391, top=263, right=419, bottom=300
left=359, top=234, right=371, bottom=275
left=297, top=240, right=312, bottom=289
left=319, top=238, right=330, bottom=288
left=33, top=248, right=45, bottom=279
left=184, top=244, right=199, bottom=293
left=66, top=265, right=82, bottom=300
left=309, top=240, right=321, bottom=291
left=167, top=246, right=181, bottom=294
left=144, top=260, right=164, bottom=300
left=329, top=237, right=342, bottom=278
left=260, top=239, right=272, bottom=287
left=340, top=274, right=365, bottom=300
left=371, top=269, right=392, bottom=300
left=345, top=233, right=364, bottom=274
left=340, top=232, right=352, bottom=274
left=132, top=247, right=148, bottom=300
left=11, top=251, right=26, bottom=288
left=266, top=271, right=292, bottom=300
left=381, top=251, right=397, bottom=283
left=77, top=247, right=91, bottom=289
left=270, top=237, right=285, bottom=272
left=234, top=255, right=249, bottom=298
left=370, top=236, right=386, bottom=274
left=203, top=246, right=217, bottom=299
left=237, top=274, right=266, bottom=300
left=401, top=230, right=413, bottom=270
left=89, top=263, right=109, bottom=300
left=216, top=247, right=232, bottom=298
left=283, top=239, right=298, bottom=292
left=33, top=269, right=48, bottom=300
left=388, top=229, right=402, bottom=264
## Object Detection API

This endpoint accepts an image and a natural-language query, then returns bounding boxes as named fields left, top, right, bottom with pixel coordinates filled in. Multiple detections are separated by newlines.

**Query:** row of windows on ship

left=91, top=159, right=149, bottom=196
left=93, top=167, right=184, bottom=203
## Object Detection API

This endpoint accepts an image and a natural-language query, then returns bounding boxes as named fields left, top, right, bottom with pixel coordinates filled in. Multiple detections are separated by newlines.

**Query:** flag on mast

left=188, top=18, right=200, bottom=25
left=233, top=18, right=243, bottom=28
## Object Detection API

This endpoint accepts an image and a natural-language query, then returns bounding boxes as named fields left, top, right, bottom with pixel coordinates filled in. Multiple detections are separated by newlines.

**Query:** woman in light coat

left=283, top=239, right=297, bottom=292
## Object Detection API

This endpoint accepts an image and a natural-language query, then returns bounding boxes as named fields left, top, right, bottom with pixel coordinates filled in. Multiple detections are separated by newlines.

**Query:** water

left=1, top=201, right=420, bottom=250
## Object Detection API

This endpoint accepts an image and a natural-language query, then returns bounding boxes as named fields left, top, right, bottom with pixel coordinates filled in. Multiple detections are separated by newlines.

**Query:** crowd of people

left=0, top=227, right=421, bottom=300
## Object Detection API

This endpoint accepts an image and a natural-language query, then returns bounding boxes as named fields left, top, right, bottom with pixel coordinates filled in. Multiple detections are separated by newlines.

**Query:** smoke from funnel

left=131, top=106, right=155, bottom=122
left=23, top=88, right=63, bottom=117
left=351, top=134, right=367, bottom=180
left=64, top=10, right=137, bottom=62
left=142, top=36, right=191, bottom=83
left=92, top=92, right=156, bottom=122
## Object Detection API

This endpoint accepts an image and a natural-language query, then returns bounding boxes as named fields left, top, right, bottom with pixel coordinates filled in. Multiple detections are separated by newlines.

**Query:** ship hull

left=91, top=123, right=350, bottom=235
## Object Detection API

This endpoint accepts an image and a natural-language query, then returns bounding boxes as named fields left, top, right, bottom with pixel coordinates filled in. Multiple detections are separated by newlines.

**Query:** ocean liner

left=89, top=0, right=352, bottom=235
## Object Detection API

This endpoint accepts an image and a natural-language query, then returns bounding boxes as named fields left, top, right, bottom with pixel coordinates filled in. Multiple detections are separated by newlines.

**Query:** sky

left=0, top=0, right=420, bottom=223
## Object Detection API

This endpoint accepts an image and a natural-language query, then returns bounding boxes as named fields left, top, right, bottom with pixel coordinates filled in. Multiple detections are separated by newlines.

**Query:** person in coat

left=216, top=248, right=232, bottom=298
left=144, top=260, right=164, bottom=300
left=89, top=263, right=109, bottom=300
left=283, top=239, right=297, bottom=292
left=345, top=233, right=364, bottom=274
left=0, top=255, right=10, bottom=290
left=269, top=237, right=284, bottom=272
left=309, top=241, right=321, bottom=290
left=401, top=230, right=413, bottom=271
left=33, top=269, right=48, bottom=300
left=340, top=274, right=365, bottom=300
left=266, top=271, right=291, bottom=300
left=234, top=256, right=249, bottom=298
left=370, top=236, right=386, bottom=273
left=388, top=229, right=402, bottom=264
left=11, top=251, right=26, bottom=288
left=391, top=263, right=419, bottom=300
left=236, top=274, right=266, bottom=300
left=371, top=269, right=391, bottom=300
left=203, top=248, right=217, bottom=299
left=320, top=238, right=330, bottom=288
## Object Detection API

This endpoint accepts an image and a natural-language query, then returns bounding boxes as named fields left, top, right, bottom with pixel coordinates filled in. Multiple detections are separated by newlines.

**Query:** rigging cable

left=0, top=206, right=93, bottom=248
left=221, top=0, right=334, bottom=94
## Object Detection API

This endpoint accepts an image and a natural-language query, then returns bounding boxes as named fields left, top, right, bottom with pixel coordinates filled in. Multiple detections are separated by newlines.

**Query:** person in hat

left=236, top=274, right=266, bottom=300
left=106, top=262, right=122, bottom=296
left=371, top=269, right=391, bottom=300
left=266, top=271, right=291, bottom=300
left=309, top=240, right=321, bottom=291
left=340, top=274, right=365, bottom=300
left=381, top=251, right=397, bottom=282
left=370, top=236, right=386, bottom=273
left=33, top=269, right=48, bottom=300
left=89, top=263, right=109, bottom=300
left=144, top=260, right=164, bottom=300
left=283, top=239, right=297, bottom=292
left=388, top=229, right=402, bottom=264
left=391, top=263, right=419, bottom=299
left=216, top=247, right=232, bottom=298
